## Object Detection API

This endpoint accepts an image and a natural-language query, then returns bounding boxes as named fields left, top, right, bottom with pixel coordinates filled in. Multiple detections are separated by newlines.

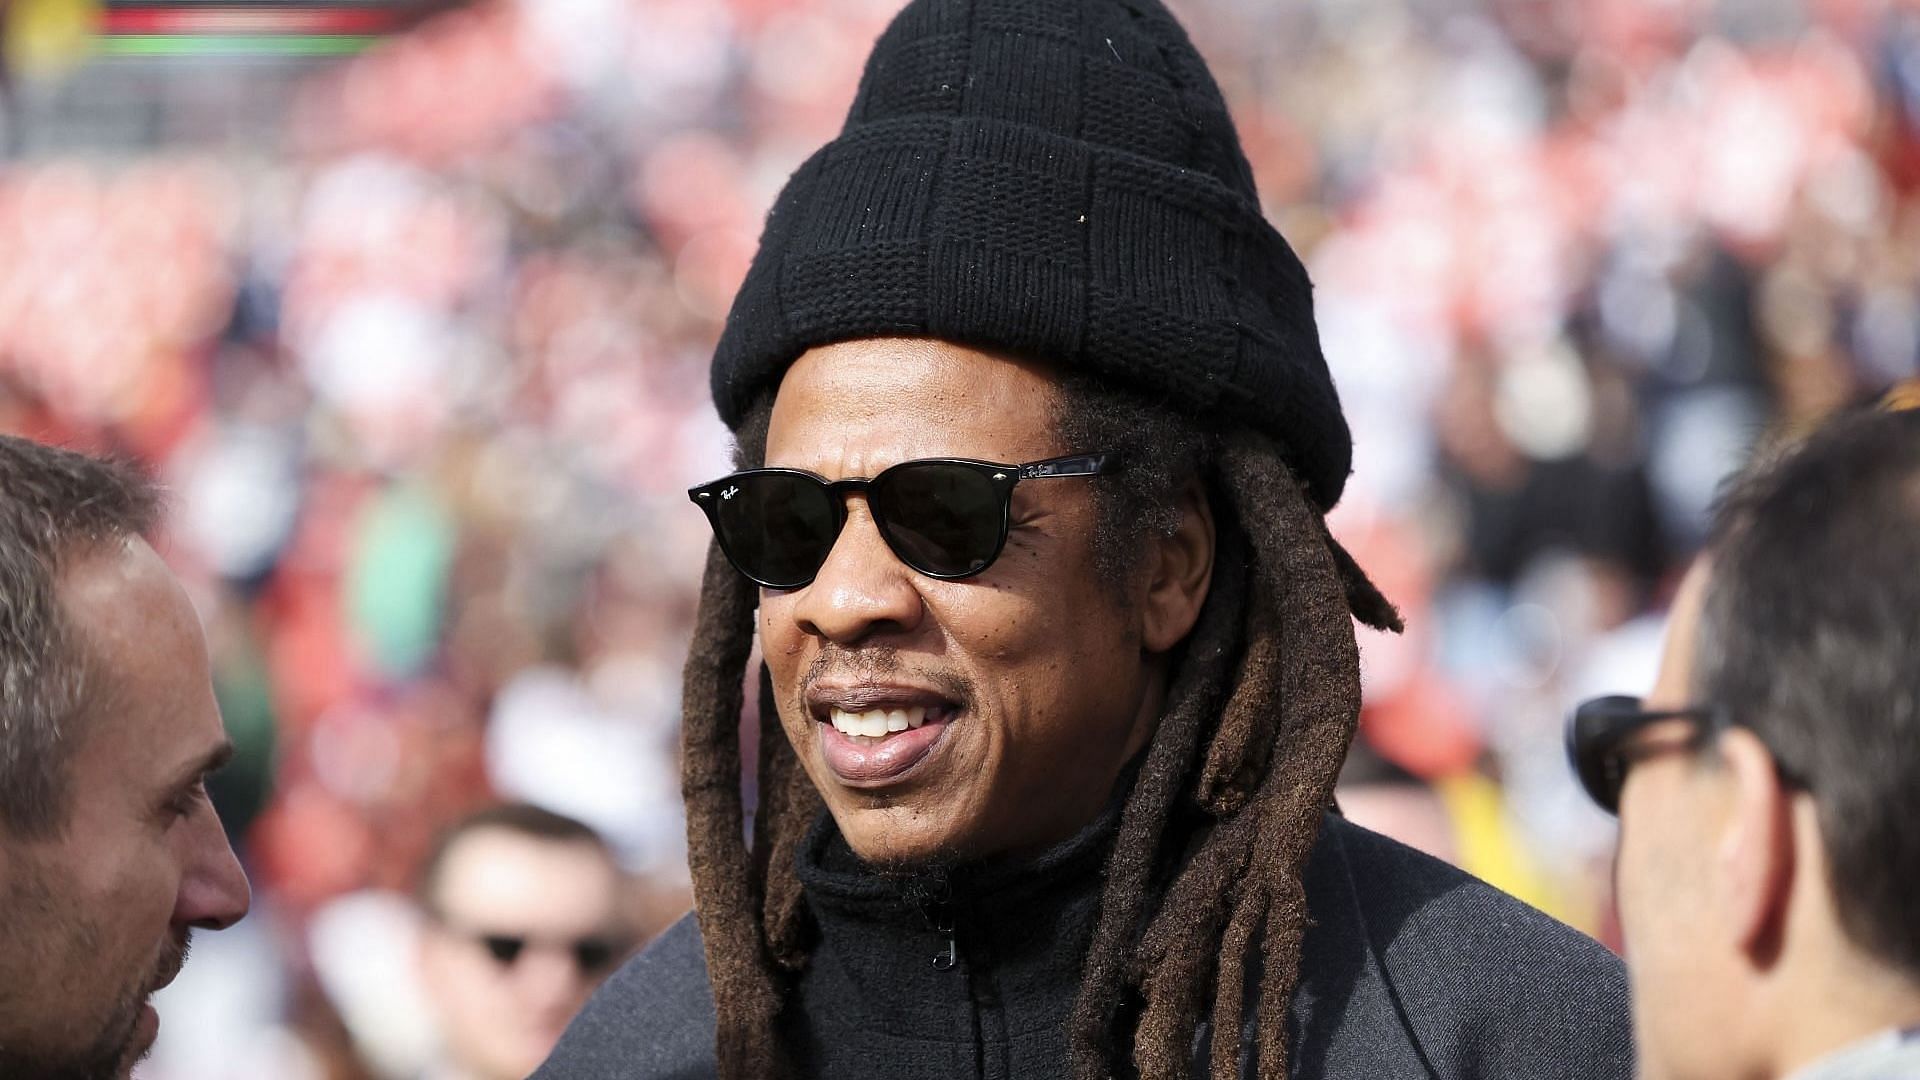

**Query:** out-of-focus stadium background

left=3, top=0, right=1916, bottom=1075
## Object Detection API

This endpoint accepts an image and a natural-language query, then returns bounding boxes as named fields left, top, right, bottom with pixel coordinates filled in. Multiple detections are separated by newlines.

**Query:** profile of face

left=758, top=338, right=1213, bottom=866
left=1615, top=559, right=1792, bottom=1080
left=417, top=829, right=630, bottom=1080
left=1613, top=561, right=1721, bottom=1080
left=0, top=538, right=251, bottom=1080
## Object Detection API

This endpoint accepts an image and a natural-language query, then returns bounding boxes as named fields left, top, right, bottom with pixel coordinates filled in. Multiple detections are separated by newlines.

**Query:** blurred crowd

left=1, top=0, right=1916, bottom=1075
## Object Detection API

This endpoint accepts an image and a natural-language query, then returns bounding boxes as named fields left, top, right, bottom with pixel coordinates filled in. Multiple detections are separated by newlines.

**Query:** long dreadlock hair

left=679, top=377, right=1401, bottom=1080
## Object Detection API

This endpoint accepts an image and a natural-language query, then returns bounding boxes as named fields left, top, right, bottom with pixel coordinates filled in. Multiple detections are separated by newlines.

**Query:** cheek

left=938, top=586, right=1143, bottom=763
left=1615, top=795, right=1710, bottom=1016
left=759, top=600, right=810, bottom=726
left=759, top=598, right=811, bottom=679
left=77, top=829, right=181, bottom=957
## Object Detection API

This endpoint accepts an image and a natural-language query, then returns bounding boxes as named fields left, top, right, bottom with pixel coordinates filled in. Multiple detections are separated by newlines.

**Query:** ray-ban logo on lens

left=722, top=485, right=739, bottom=500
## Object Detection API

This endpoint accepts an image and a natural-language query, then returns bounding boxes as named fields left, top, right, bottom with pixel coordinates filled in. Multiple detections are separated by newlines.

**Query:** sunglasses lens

left=709, top=472, right=840, bottom=587
left=481, top=935, right=526, bottom=967
left=873, top=462, right=1006, bottom=577
left=572, top=939, right=616, bottom=973
left=1571, top=695, right=1647, bottom=814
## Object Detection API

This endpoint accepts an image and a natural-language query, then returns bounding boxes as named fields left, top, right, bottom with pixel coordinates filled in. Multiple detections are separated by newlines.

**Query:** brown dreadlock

left=679, top=385, right=1400, bottom=1080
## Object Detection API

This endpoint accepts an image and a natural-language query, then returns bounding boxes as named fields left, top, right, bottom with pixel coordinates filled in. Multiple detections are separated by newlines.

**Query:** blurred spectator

left=1335, top=742, right=1458, bottom=864
left=413, top=804, right=634, bottom=1080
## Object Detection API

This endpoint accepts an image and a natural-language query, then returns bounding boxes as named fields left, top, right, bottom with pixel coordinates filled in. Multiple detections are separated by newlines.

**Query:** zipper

left=927, top=900, right=958, bottom=971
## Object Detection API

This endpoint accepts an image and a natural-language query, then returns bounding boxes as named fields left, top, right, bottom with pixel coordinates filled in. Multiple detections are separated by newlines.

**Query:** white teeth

left=828, top=705, right=932, bottom=737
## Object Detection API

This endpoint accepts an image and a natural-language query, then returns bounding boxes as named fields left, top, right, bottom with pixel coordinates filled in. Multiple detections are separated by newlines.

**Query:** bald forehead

left=1647, top=558, right=1713, bottom=711
left=430, top=827, right=619, bottom=924
left=58, top=537, right=205, bottom=715
left=60, top=537, right=195, bottom=650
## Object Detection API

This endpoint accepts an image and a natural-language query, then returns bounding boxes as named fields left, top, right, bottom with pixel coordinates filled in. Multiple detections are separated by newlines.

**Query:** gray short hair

left=0, top=436, right=160, bottom=838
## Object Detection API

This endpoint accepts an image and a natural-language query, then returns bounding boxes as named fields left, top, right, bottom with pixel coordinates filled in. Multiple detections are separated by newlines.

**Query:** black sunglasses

left=461, top=930, right=624, bottom=975
left=688, top=452, right=1124, bottom=589
left=1567, top=695, right=1723, bottom=814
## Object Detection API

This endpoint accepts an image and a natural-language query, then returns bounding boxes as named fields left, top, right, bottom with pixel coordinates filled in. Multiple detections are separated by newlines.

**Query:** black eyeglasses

left=1567, top=695, right=1722, bottom=814
left=456, top=929, right=625, bottom=976
left=1569, top=695, right=1811, bottom=815
left=688, top=453, right=1124, bottom=589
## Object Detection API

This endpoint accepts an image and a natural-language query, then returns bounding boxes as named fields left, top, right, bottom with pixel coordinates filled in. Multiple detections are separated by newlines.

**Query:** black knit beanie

left=711, top=0, right=1352, bottom=510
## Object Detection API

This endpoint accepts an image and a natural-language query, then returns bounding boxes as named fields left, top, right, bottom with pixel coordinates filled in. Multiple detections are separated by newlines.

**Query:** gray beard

left=0, top=1009, right=143, bottom=1080
left=0, top=876, right=187, bottom=1080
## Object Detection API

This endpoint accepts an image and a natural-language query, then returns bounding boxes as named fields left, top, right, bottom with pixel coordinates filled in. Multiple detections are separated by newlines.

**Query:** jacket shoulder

left=532, top=912, right=718, bottom=1080
left=1322, top=815, right=1634, bottom=1079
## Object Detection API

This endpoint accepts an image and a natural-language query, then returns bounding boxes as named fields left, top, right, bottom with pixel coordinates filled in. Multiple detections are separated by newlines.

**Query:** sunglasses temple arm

left=1021, top=452, right=1121, bottom=479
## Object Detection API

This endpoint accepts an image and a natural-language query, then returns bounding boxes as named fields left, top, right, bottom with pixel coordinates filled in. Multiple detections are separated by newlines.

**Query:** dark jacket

left=535, top=813, right=1632, bottom=1079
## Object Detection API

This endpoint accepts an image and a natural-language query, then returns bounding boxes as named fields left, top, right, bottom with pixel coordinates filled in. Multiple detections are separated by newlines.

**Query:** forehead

left=59, top=538, right=222, bottom=791
left=765, top=338, right=1067, bottom=472
left=1646, top=558, right=1713, bottom=711
left=433, top=829, right=619, bottom=929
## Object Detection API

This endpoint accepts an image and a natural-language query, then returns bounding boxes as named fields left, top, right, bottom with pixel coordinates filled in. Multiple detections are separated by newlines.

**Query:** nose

left=514, top=945, right=587, bottom=1011
left=790, top=497, right=925, bottom=645
left=173, top=807, right=251, bottom=932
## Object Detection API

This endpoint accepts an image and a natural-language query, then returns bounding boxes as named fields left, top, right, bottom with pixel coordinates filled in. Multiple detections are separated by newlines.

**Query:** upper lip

left=149, top=938, right=188, bottom=994
left=804, top=682, right=959, bottom=720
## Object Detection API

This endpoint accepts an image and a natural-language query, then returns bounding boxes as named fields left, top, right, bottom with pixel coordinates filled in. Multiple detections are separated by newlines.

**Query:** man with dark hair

left=539, top=0, right=1630, bottom=1076
left=0, top=434, right=251, bottom=1080
left=1571, top=407, right=1920, bottom=1080
left=414, top=803, right=634, bottom=1080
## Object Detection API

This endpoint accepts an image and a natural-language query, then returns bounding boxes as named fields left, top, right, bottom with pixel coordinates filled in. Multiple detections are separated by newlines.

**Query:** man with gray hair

left=0, top=434, right=251, bottom=1080
left=1571, top=406, right=1920, bottom=1080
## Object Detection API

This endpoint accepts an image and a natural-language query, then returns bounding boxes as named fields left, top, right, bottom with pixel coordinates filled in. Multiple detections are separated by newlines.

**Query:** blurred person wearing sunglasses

left=538, top=0, right=1629, bottom=1077
left=1570, top=407, right=1920, bottom=1080
left=414, top=804, right=633, bottom=1080
left=0, top=436, right=251, bottom=1080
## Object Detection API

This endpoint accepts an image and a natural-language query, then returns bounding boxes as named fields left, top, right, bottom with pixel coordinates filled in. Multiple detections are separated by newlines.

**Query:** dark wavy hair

left=1697, top=406, right=1920, bottom=978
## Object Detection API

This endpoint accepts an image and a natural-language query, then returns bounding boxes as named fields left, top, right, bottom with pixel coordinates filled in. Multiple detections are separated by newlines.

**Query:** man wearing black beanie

left=536, top=0, right=1632, bottom=1077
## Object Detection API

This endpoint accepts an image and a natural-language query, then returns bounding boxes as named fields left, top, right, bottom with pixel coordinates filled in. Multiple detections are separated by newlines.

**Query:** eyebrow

left=165, top=739, right=237, bottom=794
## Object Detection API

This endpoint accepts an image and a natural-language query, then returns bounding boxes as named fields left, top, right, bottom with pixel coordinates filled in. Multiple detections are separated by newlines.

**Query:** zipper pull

left=928, top=902, right=958, bottom=971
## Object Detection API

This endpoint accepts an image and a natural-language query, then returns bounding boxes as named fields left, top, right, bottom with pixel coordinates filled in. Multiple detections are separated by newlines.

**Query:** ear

left=1712, top=728, right=1794, bottom=968
left=1140, top=478, right=1216, bottom=654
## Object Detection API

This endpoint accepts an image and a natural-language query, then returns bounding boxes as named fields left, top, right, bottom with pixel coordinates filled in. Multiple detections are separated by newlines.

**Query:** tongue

left=820, top=716, right=951, bottom=785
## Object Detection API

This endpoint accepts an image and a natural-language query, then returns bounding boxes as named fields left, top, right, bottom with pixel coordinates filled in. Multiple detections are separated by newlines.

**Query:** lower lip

left=818, top=715, right=953, bottom=787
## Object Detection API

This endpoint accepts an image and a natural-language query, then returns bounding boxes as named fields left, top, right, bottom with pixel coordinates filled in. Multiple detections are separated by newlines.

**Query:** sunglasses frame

left=450, top=926, right=624, bottom=976
left=1566, top=695, right=1724, bottom=814
left=688, top=452, right=1123, bottom=589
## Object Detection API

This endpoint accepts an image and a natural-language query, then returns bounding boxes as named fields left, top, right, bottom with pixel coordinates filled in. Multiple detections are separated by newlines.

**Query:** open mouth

left=807, top=688, right=960, bottom=788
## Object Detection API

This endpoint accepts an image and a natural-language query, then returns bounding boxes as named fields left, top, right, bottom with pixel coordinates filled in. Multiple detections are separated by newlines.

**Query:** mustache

left=148, top=932, right=192, bottom=996
left=798, top=645, right=976, bottom=707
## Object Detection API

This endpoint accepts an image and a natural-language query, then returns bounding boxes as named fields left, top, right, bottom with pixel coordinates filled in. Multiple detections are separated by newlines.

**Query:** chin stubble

left=0, top=932, right=193, bottom=1080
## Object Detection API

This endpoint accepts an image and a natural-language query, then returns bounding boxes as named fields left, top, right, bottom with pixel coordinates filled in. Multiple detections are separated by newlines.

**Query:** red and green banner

left=96, top=3, right=409, bottom=56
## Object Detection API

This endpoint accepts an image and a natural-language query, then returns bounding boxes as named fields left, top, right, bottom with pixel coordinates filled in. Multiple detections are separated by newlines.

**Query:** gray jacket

left=535, top=814, right=1632, bottom=1079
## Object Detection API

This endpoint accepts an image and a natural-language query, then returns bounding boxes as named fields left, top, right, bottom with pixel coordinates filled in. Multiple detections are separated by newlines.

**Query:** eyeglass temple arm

left=1020, top=452, right=1122, bottom=479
